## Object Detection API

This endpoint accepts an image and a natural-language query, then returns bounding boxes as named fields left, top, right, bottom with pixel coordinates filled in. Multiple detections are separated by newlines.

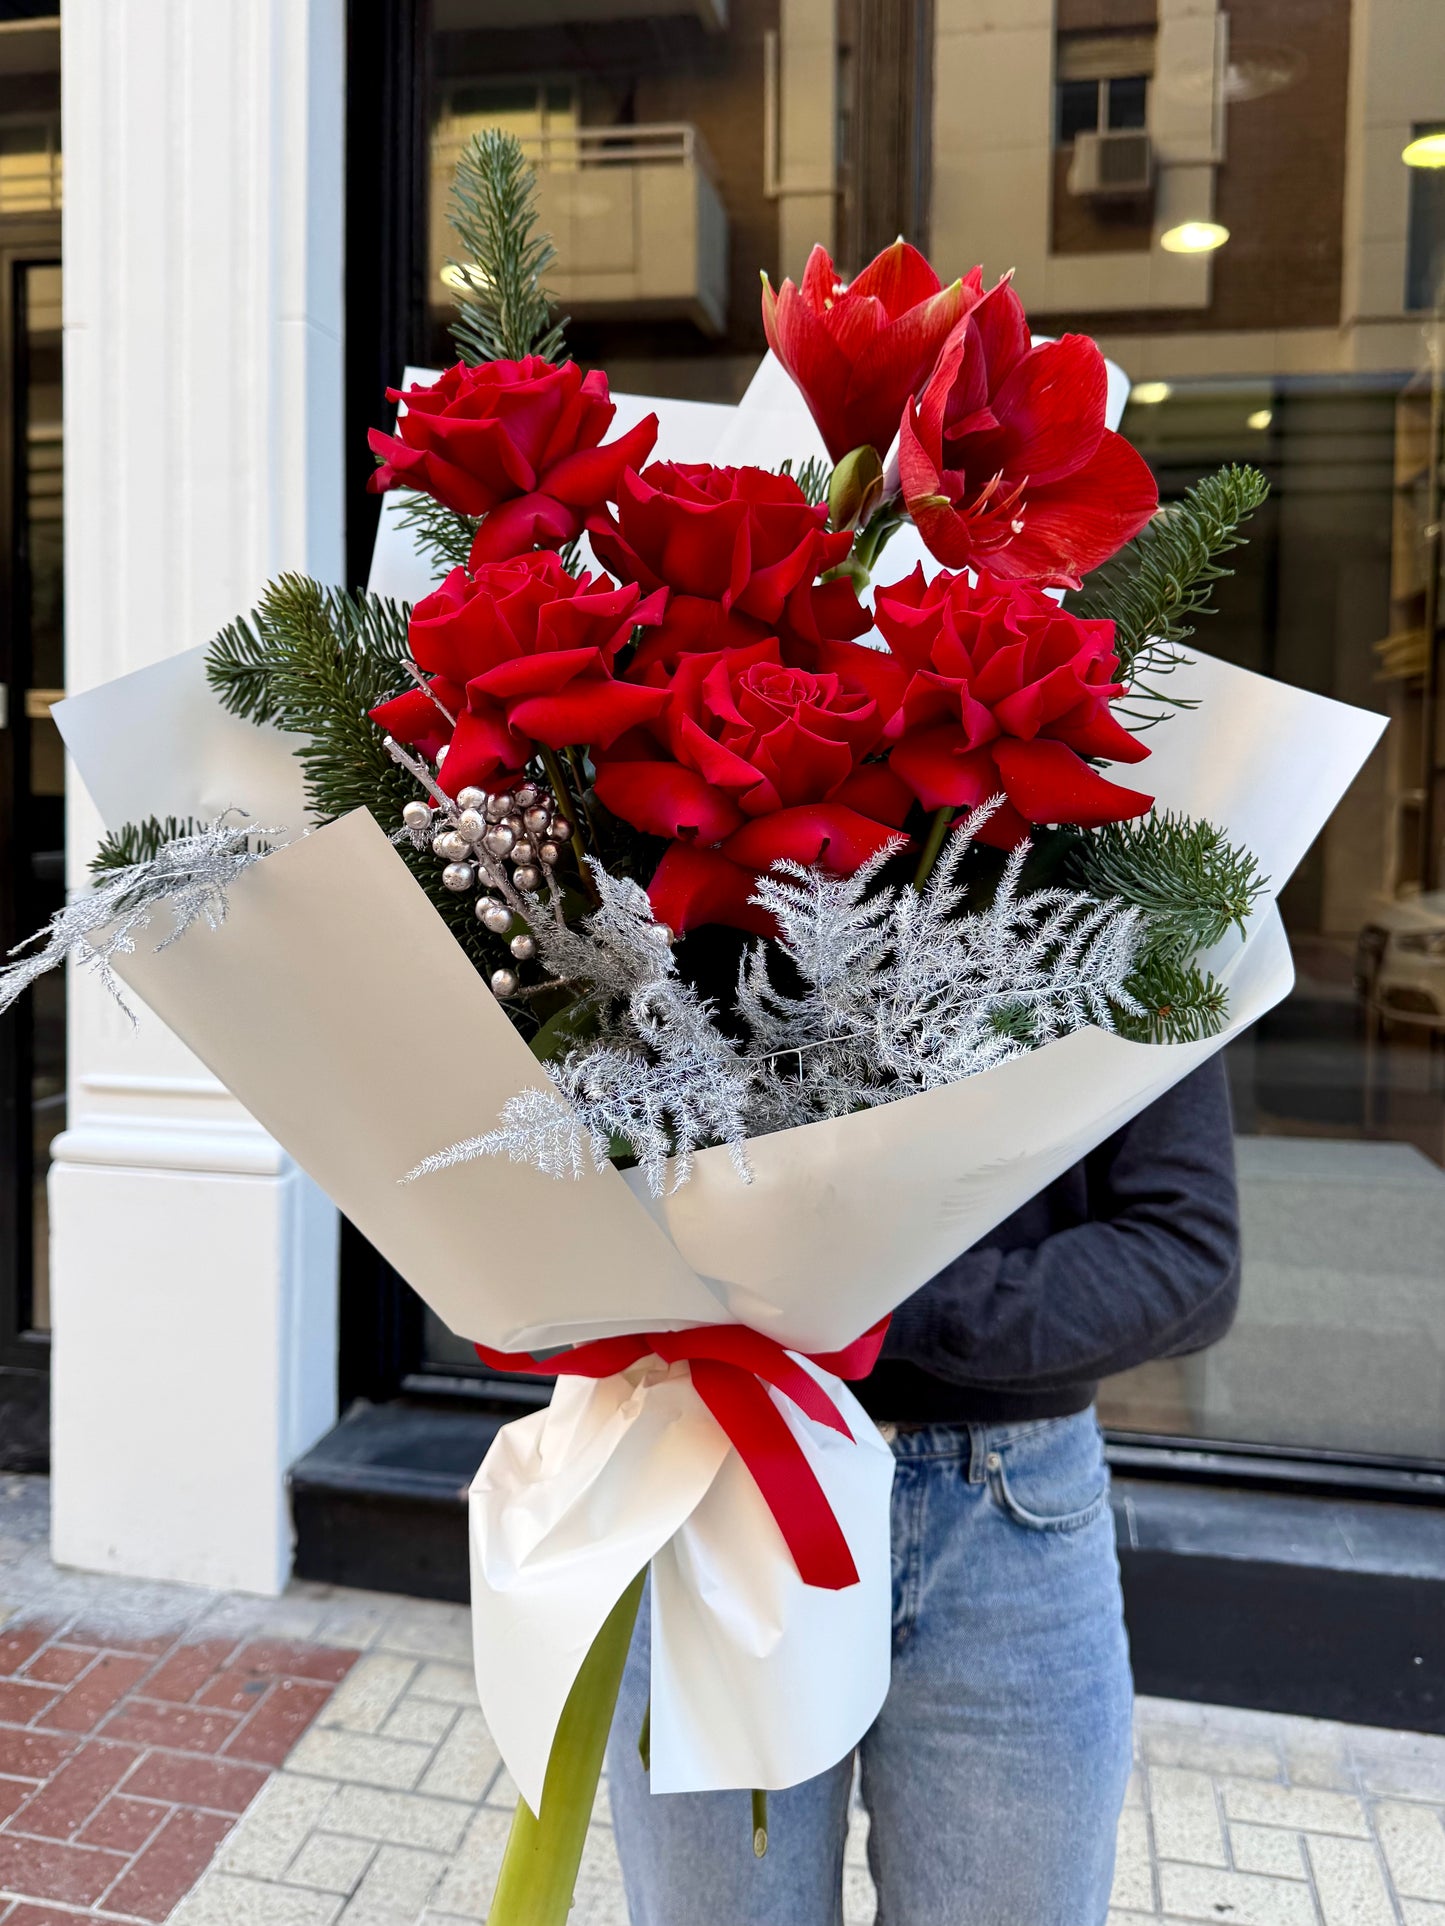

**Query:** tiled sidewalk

left=1, top=1475, right=1442, bottom=1924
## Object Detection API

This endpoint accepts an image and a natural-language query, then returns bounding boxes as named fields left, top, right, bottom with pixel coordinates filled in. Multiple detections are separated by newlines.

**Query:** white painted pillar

left=51, top=0, right=347, bottom=1594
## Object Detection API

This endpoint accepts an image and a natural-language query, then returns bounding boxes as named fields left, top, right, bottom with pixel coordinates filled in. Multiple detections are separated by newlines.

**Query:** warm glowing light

left=1402, top=132, right=1445, bottom=169
left=440, top=262, right=492, bottom=292
left=1247, top=408, right=1273, bottom=430
left=1160, top=220, right=1230, bottom=254
left=1131, top=381, right=1172, bottom=406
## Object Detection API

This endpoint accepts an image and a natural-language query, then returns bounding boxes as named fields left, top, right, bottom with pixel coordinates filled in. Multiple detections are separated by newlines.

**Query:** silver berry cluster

left=387, top=740, right=574, bottom=1001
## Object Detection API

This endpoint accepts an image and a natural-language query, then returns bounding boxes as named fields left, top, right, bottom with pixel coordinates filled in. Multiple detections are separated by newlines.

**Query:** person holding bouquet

left=608, top=1059, right=1240, bottom=1925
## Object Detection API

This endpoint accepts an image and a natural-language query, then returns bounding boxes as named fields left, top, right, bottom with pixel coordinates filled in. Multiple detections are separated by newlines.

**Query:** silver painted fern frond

left=411, top=799, right=1149, bottom=1193
left=0, top=815, right=277, bottom=1024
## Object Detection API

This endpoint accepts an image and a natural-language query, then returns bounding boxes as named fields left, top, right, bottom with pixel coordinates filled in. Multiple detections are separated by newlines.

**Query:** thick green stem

left=752, top=1788, right=769, bottom=1858
left=485, top=1572, right=644, bottom=1925
left=912, top=805, right=956, bottom=892
left=537, top=746, right=597, bottom=902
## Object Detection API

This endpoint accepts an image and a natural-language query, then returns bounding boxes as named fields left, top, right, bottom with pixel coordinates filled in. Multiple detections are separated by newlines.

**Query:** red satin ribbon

left=474, top=1317, right=890, bottom=1592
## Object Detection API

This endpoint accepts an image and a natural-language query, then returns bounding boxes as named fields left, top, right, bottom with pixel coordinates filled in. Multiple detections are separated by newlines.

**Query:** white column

left=51, top=0, right=346, bottom=1594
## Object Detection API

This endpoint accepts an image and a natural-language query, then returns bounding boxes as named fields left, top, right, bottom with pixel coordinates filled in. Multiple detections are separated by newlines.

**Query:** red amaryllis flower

left=898, top=279, right=1157, bottom=588
left=369, top=553, right=670, bottom=798
left=594, top=637, right=911, bottom=933
left=762, top=241, right=972, bottom=463
left=368, top=358, right=658, bottom=566
left=874, top=566, right=1153, bottom=847
left=588, top=462, right=869, bottom=674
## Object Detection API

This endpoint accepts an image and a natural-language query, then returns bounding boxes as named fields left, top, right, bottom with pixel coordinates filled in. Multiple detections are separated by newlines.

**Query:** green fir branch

left=776, top=456, right=830, bottom=508
left=204, top=574, right=520, bottom=982
left=1116, top=953, right=1231, bottom=1045
left=391, top=494, right=479, bottom=578
left=446, top=129, right=568, bottom=366
left=90, top=816, right=208, bottom=878
left=1069, top=464, right=1270, bottom=722
left=1069, top=811, right=1266, bottom=966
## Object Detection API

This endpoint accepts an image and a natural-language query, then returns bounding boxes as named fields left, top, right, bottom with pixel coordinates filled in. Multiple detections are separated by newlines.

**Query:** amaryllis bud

left=827, top=445, right=886, bottom=535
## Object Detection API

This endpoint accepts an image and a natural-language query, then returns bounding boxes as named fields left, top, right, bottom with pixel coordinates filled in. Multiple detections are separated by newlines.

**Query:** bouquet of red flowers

left=3, top=133, right=1383, bottom=1924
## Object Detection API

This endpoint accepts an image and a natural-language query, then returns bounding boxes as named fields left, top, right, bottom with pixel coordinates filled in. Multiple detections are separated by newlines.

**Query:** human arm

left=882, top=1056, right=1241, bottom=1390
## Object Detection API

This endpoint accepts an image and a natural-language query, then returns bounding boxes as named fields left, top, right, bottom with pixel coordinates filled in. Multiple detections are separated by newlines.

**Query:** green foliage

left=1069, top=464, right=1270, bottom=722
left=391, top=494, right=479, bottom=579
left=446, top=129, right=567, bottom=366
left=204, top=575, right=513, bottom=984
left=90, top=815, right=207, bottom=877
left=776, top=455, right=830, bottom=509
left=1070, top=811, right=1266, bottom=966
left=1115, top=953, right=1231, bottom=1046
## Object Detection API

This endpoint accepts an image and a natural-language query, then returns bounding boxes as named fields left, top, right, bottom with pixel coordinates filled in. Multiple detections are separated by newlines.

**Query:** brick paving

left=0, top=1476, right=1442, bottom=1923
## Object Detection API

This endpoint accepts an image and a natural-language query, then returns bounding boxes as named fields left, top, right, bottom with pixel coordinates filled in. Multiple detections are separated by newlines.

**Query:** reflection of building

left=10, top=0, right=1445, bottom=1731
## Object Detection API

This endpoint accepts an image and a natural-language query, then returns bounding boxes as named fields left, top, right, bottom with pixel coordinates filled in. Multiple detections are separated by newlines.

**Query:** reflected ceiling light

left=1160, top=220, right=1230, bottom=254
left=440, top=262, right=492, bottom=291
left=1247, top=408, right=1273, bottom=430
left=1131, top=381, right=1172, bottom=406
left=1402, top=132, right=1445, bottom=169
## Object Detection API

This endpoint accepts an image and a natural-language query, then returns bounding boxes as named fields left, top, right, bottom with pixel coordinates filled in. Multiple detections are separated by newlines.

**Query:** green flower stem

left=752, top=1788, right=769, bottom=1858
left=538, top=746, right=597, bottom=902
left=486, top=1571, right=645, bottom=1926
left=912, top=805, right=956, bottom=892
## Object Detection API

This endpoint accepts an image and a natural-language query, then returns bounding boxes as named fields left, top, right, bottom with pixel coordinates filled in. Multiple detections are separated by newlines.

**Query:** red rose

left=588, top=462, right=869, bottom=674
left=874, top=566, right=1153, bottom=847
left=898, top=278, right=1157, bottom=589
left=594, top=637, right=911, bottom=933
left=762, top=241, right=972, bottom=463
left=369, top=553, right=670, bottom=797
left=368, top=358, right=658, bottom=565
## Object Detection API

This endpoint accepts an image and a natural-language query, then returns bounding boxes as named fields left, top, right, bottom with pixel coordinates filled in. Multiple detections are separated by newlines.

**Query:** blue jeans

left=607, top=1410, right=1133, bottom=1926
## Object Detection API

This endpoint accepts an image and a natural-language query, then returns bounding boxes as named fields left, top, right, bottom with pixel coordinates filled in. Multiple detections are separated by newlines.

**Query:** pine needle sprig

left=446, top=129, right=568, bottom=366
left=390, top=494, right=479, bottom=579
left=204, top=575, right=508, bottom=981
left=776, top=456, right=830, bottom=508
left=1069, top=464, right=1270, bottom=722
left=90, top=815, right=208, bottom=877
left=1069, top=812, right=1266, bottom=965
left=1114, top=953, right=1231, bottom=1045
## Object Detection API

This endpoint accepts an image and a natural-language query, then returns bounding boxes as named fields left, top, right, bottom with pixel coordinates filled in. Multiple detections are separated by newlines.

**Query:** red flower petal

left=721, top=803, right=906, bottom=873
left=647, top=843, right=775, bottom=936
left=468, top=494, right=581, bottom=567
left=543, top=412, right=659, bottom=508
left=593, top=760, right=745, bottom=842
left=509, top=678, right=671, bottom=751
left=889, top=730, right=1005, bottom=812
left=980, top=334, right=1106, bottom=486
left=992, top=738, right=1153, bottom=827
left=977, top=431, right=1158, bottom=589
left=830, top=761, right=916, bottom=827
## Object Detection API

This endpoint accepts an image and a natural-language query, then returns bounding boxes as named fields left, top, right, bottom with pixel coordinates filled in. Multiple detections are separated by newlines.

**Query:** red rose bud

left=368, top=357, right=658, bottom=563
left=898, top=277, right=1157, bottom=589
left=874, top=566, right=1153, bottom=847
left=368, top=552, right=670, bottom=797
left=762, top=241, right=972, bottom=463
left=588, top=462, right=870, bottom=674
left=594, top=636, right=913, bottom=934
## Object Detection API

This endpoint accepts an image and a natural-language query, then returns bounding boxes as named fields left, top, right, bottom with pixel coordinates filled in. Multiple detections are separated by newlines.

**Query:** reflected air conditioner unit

left=1068, top=130, right=1153, bottom=198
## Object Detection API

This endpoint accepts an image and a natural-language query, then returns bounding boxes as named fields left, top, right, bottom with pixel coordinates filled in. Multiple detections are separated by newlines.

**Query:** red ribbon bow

left=474, top=1318, right=890, bottom=1591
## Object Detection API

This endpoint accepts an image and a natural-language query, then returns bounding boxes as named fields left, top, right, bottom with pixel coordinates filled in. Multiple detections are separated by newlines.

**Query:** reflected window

left=1406, top=122, right=1445, bottom=312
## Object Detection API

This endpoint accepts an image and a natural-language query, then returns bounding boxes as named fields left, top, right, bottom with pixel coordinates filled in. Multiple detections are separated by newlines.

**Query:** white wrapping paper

left=53, top=370, right=1387, bottom=1809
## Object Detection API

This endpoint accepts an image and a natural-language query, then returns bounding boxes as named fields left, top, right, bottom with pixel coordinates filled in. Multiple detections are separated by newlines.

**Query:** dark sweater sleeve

left=883, top=1056, right=1242, bottom=1389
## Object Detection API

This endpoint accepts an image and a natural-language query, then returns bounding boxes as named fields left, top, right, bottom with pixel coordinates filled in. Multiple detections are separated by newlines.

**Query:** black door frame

left=0, top=218, right=63, bottom=1471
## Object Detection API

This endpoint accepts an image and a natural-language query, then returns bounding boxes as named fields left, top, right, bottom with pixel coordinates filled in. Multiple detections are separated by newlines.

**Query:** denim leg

left=861, top=1413, right=1134, bottom=1926
left=606, top=1580, right=855, bottom=1926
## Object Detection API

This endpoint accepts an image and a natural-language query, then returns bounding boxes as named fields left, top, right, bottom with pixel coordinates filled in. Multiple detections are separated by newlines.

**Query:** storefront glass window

left=409, top=0, right=1445, bottom=1466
